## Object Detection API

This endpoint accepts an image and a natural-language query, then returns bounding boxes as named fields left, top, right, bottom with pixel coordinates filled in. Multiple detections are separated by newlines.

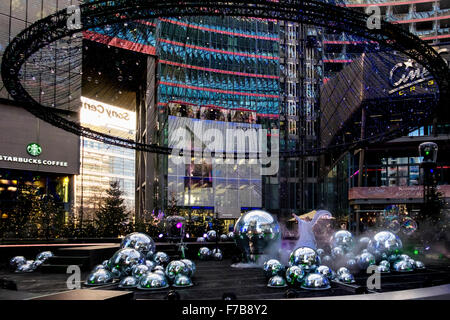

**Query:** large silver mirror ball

left=289, top=247, right=320, bottom=271
left=198, top=247, right=211, bottom=260
left=263, top=259, right=284, bottom=278
left=165, top=260, right=190, bottom=281
left=119, top=276, right=139, bottom=289
left=206, top=230, right=217, bottom=242
left=36, top=251, right=54, bottom=262
left=121, top=232, right=156, bottom=256
left=153, top=252, right=170, bottom=266
left=330, top=230, right=354, bottom=252
left=180, top=259, right=196, bottom=277
left=301, top=273, right=331, bottom=290
left=138, top=272, right=169, bottom=290
left=234, top=210, right=281, bottom=258
left=285, top=265, right=306, bottom=287
left=85, top=269, right=114, bottom=286
left=10, top=256, right=27, bottom=268
left=108, top=248, right=145, bottom=276
left=367, top=231, right=403, bottom=256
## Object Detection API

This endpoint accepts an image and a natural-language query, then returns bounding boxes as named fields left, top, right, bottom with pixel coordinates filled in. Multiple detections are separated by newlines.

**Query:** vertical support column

left=357, top=108, right=366, bottom=188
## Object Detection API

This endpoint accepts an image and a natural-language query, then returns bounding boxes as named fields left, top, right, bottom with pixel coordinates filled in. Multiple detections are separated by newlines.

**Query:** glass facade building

left=75, top=97, right=136, bottom=222
left=85, top=13, right=326, bottom=220
left=323, top=0, right=450, bottom=80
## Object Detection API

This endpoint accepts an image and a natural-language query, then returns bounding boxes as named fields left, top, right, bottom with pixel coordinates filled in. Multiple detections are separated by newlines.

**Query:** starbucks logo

left=27, top=143, right=42, bottom=156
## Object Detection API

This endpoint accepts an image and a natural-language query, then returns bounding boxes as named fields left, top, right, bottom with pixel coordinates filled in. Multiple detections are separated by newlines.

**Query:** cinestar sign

left=0, top=155, right=68, bottom=167
left=388, top=59, right=434, bottom=95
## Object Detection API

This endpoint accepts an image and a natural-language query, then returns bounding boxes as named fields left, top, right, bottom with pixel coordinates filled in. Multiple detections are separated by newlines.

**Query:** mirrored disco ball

left=263, top=259, right=284, bottom=278
left=15, top=262, right=35, bottom=273
left=379, top=252, right=389, bottom=262
left=31, top=260, right=43, bottom=270
left=10, top=256, right=27, bottom=268
left=146, top=251, right=155, bottom=261
left=301, top=273, right=331, bottom=290
left=337, top=272, right=355, bottom=284
left=399, top=254, right=411, bottom=261
left=220, top=234, right=228, bottom=242
left=119, top=276, right=138, bottom=289
left=92, top=264, right=106, bottom=272
left=198, top=247, right=211, bottom=260
left=144, top=260, right=155, bottom=270
left=289, top=247, right=320, bottom=271
left=138, top=273, right=169, bottom=290
left=357, top=252, right=376, bottom=270
left=173, top=274, right=193, bottom=287
left=316, top=248, right=325, bottom=257
left=206, top=230, right=217, bottom=242
left=110, top=266, right=122, bottom=279
left=408, top=259, right=416, bottom=268
left=153, top=269, right=166, bottom=278
left=331, top=246, right=344, bottom=260
left=393, top=260, right=414, bottom=272
left=267, top=275, right=287, bottom=288
left=165, top=260, right=189, bottom=281
left=121, top=232, right=156, bottom=255
left=367, top=231, right=402, bottom=256
left=330, top=230, right=354, bottom=252
left=154, top=265, right=164, bottom=272
left=85, top=269, right=114, bottom=286
left=285, top=266, right=305, bottom=287
left=153, top=252, right=170, bottom=266
left=415, top=261, right=426, bottom=270
left=336, top=267, right=350, bottom=277
left=343, top=253, right=355, bottom=263
left=358, top=237, right=371, bottom=249
left=321, top=255, right=333, bottom=267
left=108, top=248, right=145, bottom=276
left=212, top=248, right=222, bottom=255
left=132, top=264, right=150, bottom=278
left=388, top=254, right=400, bottom=263
left=227, top=232, right=234, bottom=240
left=234, top=210, right=281, bottom=260
left=180, top=259, right=196, bottom=277
left=377, top=264, right=390, bottom=273
left=401, top=217, right=418, bottom=236
left=346, top=259, right=358, bottom=273
left=379, top=260, right=390, bottom=268
left=213, top=252, right=223, bottom=261
left=316, top=265, right=334, bottom=280
left=36, top=251, right=54, bottom=262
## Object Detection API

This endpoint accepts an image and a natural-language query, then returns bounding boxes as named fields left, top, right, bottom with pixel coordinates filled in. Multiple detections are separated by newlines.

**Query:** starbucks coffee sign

left=0, top=155, right=68, bottom=167
left=27, top=143, right=42, bottom=156
left=0, top=143, right=68, bottom=167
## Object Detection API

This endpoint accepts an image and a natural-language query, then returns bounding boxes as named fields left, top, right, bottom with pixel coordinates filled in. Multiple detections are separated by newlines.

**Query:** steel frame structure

left=1, top=0, right=449, bottom=157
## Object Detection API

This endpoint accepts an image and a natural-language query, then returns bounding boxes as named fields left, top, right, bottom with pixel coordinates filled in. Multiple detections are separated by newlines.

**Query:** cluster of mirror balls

left=83, top=233, right=196, bottom=290
left=10, top=251, right=54, bottom=273
left=196, top=230, right=234, bottom=243
left=263, top=230, right=426, bottom=290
